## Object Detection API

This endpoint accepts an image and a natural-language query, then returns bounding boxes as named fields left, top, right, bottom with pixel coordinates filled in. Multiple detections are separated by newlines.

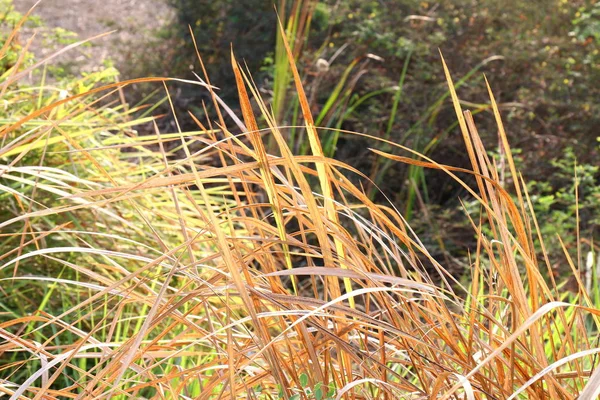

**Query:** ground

left=14, top=0, right=174, bottom=77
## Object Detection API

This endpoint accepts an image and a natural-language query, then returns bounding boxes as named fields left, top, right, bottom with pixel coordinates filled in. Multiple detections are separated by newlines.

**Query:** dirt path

left=15, top=0, right=175, bottom=77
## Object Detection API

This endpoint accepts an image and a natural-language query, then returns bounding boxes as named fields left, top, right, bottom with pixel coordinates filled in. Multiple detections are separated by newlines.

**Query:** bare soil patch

left=15, top=0, right=175, bottom=77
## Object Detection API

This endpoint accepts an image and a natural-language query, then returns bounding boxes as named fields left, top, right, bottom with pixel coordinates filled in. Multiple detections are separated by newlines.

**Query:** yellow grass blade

left=231, top=50, right=297, bottom=293
left=276, top=14, right=354, bottom=312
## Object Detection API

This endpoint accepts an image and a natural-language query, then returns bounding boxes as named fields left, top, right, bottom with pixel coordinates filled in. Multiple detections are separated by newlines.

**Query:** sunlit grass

left=1, top=4, right=599, bottom=400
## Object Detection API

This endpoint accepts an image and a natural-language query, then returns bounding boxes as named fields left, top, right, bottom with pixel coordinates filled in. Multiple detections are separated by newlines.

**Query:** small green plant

left=284, top=374, right=337, bottom=400
left=527, top=146, right=600, bottom=269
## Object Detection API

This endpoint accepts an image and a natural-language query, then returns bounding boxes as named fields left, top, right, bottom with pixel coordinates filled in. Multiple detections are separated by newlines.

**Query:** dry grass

left=1, top=7, right=599, bottom=400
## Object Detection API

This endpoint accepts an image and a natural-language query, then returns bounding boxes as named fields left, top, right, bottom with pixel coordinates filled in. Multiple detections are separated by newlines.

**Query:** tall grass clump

left=1, top=7, right=600, bottom=400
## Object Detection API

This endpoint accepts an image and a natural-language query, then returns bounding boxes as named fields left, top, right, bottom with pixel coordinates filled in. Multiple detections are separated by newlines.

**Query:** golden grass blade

left=0, top=0, right=40, bottom=59
left=0, top=77, right=214, bottom=140
left=484, top=75, right=525, bottom=212
left=440, top=301, right=600, bottom=399
left=231, top=50, right=296, bottom=293
left=276, top=13, right=353, bottom=315
left=509, top=348, right=600, bottom=400
left=438, top=52, right=483, bottom=188
left=263, top=267, right=435, bottom=292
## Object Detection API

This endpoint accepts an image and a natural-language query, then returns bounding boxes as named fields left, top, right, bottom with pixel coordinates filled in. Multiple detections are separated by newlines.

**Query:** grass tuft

left=0, top=9, right=599, bottom=400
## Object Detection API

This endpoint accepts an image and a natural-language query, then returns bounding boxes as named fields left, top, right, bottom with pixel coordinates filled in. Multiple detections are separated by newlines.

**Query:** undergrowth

left=0, top=4, right=599, bottom=400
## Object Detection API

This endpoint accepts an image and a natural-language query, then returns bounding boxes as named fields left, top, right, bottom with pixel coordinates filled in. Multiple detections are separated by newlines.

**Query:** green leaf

left=327, top=385, right=336, bottom=397
left=299, top=373, right=309, bottom=388
left=315, top=386, right=323, bottom=400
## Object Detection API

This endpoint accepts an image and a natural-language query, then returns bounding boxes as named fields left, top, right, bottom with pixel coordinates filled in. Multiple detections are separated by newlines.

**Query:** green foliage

left=272, top=374, right=337, bottom=400
left=527, top=146, right=600, bottom=261
left=571, top=2, right=600, bottom=43
left=0, top=0, right=41, bottom=26
left=0, top=2, right=37, bottom=73
left=452, top=142, right=599, bottom=278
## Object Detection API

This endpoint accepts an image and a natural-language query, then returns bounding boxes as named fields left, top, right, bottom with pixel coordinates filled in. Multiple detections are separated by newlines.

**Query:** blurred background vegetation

left=140, top=0, right=600, bottom=276
left=7, top=0, right=600, bottom=276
